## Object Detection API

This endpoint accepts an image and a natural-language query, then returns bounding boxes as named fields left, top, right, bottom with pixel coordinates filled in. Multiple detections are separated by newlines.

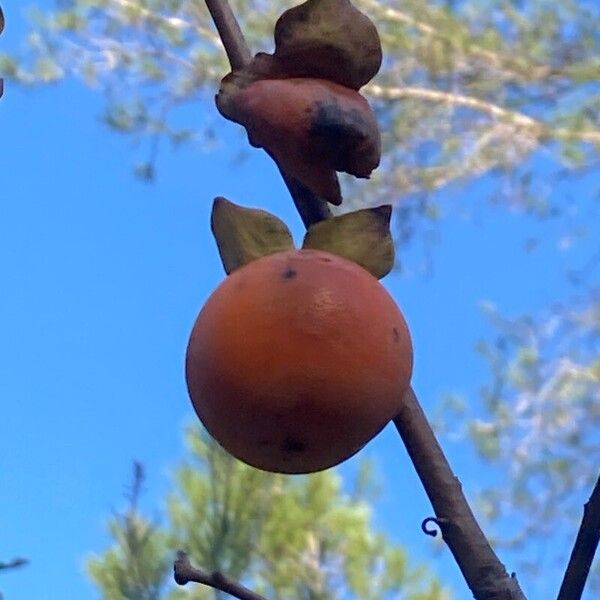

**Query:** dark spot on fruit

left=282, top=267, right=297, bottom=280
left=309, top=102, right=371, bottom=171
left=282, top=437, right=306, bottom=453
left=319, top=256, right=332, bottom=263
left=392, top=327, right=400, bottom=342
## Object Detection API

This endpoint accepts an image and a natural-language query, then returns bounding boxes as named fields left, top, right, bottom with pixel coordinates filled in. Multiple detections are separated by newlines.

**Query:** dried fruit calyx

left=210, top=197, right=394, bottom=280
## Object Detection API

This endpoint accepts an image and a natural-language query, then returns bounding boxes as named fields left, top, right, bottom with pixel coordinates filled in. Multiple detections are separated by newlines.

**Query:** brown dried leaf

left=211, top=197, right=295, bottom=274
left=302, top=205, right=394, bottom=279
left=274, top=0, right=382, bottom=90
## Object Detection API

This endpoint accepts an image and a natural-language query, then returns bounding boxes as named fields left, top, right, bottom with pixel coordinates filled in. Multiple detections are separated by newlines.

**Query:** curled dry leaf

left=302, top=205, right=394, bottom=279
left=211, top=197, right=294, bottom=274
left=274, top=0, right=382, bottom=90
left=217, top=77, right=380, bottom=205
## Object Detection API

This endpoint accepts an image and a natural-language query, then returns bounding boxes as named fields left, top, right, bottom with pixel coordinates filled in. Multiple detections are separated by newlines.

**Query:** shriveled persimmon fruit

left=185, top=248, right=412, bottom=474
left=217, top=77, right=380, bottom=206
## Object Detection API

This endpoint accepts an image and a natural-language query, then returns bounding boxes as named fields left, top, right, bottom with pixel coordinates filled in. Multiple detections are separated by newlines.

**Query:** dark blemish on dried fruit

left=392, top=327, right=400, bottom=342
left=282, top=267, right=297, bottom=279
left=282, top=437, right=306, bottom=453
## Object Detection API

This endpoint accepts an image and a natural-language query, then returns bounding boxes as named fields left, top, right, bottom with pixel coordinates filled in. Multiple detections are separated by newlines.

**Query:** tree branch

left=366, top=83, right=541, bottom=131
left=174, top=551, right=267, bottom=600
left=557, top=474, right=600, bottom=600
left=204, top=0, right=251, bottom=70
left=1, top=5, right=4, bottom=98
left=366, top=84, right=600, bottom=145
left=0, top=558, right=28, bottom=572
left=394, top=387, right=527, bottom=600
left=202, top=0, right=331, bottom=227
left=357, top=0, right=553, bottom=82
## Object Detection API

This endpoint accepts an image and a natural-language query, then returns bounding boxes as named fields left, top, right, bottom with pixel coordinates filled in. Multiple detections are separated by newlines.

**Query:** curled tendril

left=421, top=517, right=442, bottom=537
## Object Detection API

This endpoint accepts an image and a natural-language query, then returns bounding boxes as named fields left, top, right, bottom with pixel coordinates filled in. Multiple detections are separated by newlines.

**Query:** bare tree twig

left=1, top=5, right=5, bottom=98
left=367, top=83, right=541, bottom=130
left=174, top=551, right=267, bottom=600
left=0, top=558, right=28, bottom=572
left=557, top=474, right=600, bottom=600
left=204, top=0, right=251, bottom=70
left=358, top=0, right=554, bottom=81
left=394, top=387, right=527, bottom=600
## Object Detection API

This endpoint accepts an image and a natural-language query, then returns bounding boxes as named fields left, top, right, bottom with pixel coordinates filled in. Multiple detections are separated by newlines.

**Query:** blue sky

left=1, top=4, right=599, bottom=600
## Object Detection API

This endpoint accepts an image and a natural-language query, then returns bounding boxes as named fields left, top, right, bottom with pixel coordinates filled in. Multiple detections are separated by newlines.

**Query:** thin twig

left=203, top=0, right=331, bottom=227
left=557, top=474, right=600, bottom=600
left=1, top=5, right=4, bottom=98
left=367, top=84, right=541, bottom=130
left=358, top=0, right=555, bottom=82
left=174, top=551, right=267, bottom=600
left=367, top=84, right=600, bottom=145
left=204, top=0, right=251, bottom=70
left=0, top=558, right=28, bottom=572
left=394, top=387, right=527, bottom=600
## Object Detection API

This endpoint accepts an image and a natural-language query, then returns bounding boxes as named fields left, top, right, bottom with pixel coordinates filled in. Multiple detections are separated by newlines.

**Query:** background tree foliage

left=88, top=430, right=448, bottom=599
left=4, top=0, right=599, bottom=594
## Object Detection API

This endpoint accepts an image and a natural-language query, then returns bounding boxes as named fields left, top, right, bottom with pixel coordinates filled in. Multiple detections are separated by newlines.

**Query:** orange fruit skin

left=185, top=249, right=412, bottom=474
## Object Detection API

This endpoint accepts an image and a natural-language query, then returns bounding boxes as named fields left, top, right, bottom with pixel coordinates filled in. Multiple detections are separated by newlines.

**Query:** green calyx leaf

left=302, top=205, right=394, bottom=279
left=211, top=197, right=295, bottom=274
left=274, top=0, right=382, bottom=90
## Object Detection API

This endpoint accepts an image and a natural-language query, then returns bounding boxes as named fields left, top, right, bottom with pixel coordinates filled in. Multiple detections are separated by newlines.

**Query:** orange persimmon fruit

left=185, top=248, right=413, bottom=474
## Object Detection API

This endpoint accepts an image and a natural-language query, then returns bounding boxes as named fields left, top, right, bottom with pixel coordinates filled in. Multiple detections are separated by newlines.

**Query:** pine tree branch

left=174, top=551, right=267, bottom=600
left=201, top=0, right=331, bottom=228
left=557, top=474, right=600, bottom=600
left=394, top=387, right=527, bottom=600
